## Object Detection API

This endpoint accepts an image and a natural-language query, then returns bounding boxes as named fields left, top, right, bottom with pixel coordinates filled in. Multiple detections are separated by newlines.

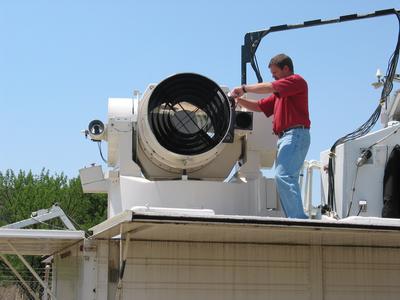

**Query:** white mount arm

left=1, top=204, right=76, bottom=230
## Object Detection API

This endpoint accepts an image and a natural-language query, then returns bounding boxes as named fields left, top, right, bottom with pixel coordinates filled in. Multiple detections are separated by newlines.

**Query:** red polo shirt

left=258, top=74, right=311, bottom=135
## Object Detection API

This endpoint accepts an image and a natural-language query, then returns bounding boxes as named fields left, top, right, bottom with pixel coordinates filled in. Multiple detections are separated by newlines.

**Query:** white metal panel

left=246, top=111, right=277, bottom=168
left=54, top=243, right=81, bottom=300
left=385, top=90, right=400, bottom=122
left=47, top=214, right=400, bottom=300
left=0, top=229, right=85, bottom=255
left=86, top=213, right=400, bottom=299
left=115, top=240, right=400, bottom=300
left=130, top=221, right=400, bottom=247
left=108, top=98, right=134, bottom=120
left=118, top=177, right=253, bottom=216
left=77, top=239, right=98, bottom=300
left=121, top=241, right=312, bottom=300
left=320, top=123, right=400, bottom=218
left=90, top=211, right=400, bottom=248
left=79, top=165, right=107, bottom=193
left=53, top=240, right=112, bottom=300
left=323, top=246, right=400, bottom=299
left=96, top=240, right=111, bottom=300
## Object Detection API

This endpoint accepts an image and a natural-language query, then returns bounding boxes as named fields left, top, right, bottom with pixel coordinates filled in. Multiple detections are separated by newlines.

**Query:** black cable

left=327, top=11, right=400, bottom=213
left=97, top=141, right=108, bottom=164
left=346, top=165, right=360, bottom=217
left=64, top=214, right=91, bottom=238
left=381, top=12, right=400, bottom=108
left=356, top=206, right=363, bottom=216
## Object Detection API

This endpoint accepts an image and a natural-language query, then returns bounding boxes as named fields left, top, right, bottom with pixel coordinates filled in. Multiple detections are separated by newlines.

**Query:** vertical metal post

left=115, top=231, right=131, bottom=300
left=42, top=264, right=51, bottom=300
left=299, top=161, right=307, bottom=196
left=306, top=166, right=313, bottom=216
left=302, top=160, right=322, bottom=217
left=241, top=45, right=247, bottom=85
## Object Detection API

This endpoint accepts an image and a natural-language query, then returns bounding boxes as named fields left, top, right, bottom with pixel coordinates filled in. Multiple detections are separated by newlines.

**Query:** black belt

left=277, top=125, right=309, bottom=138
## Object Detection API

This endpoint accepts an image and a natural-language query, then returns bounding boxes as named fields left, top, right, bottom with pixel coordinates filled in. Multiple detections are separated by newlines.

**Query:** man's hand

left=230, top=86, right=245, bottom=98
left=234, top=96, right=242, bottom=108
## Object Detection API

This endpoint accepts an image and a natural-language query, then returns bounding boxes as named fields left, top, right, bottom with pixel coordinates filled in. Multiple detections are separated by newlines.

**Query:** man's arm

left=235, top=97, right=262, bottom=112
left=230, top=82, right=276, bottom=98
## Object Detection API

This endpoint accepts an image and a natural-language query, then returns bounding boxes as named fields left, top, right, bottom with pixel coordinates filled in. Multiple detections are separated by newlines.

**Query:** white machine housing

left=80, top=74, right=281, bottom=219
left=320, top=90, right=400, bottom=218
left=136, top=85, right=239, bottom=180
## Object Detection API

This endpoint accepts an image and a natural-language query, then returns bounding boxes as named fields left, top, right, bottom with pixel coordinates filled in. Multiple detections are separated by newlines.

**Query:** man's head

left=268, top=53, right=294, bottom=80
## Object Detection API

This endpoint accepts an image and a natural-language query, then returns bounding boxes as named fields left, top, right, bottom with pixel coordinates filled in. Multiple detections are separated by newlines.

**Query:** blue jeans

left=275, top=128, right=310, bottom=219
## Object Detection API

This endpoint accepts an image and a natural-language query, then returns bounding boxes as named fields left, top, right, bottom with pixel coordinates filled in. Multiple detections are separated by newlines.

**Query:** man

left=230, top=53, right=310, bottom=219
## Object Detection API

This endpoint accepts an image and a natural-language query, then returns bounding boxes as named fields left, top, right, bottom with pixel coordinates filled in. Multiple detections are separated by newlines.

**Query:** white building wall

left=323, top=247, right=400, bottom=299
left=53, top=244, right=81, bottom=300
left=121, top=241, right=312, bottom=300
left=52, top=238, right=400, bottom=299
left=117, top=240, right=400, bottom=300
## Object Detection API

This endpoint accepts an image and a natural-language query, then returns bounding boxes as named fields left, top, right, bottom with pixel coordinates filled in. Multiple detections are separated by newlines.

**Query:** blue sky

left=0, top=0, right=399, bottom=189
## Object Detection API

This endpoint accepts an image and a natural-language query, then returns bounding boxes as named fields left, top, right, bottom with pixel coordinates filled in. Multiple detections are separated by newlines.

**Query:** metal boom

left=241, top=8, right=400, bottom=84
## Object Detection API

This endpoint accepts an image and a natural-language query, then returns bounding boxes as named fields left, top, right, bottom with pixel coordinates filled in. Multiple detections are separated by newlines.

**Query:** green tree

left=0, top=169, right=106, bottom=230
left=0, top=169, right=107, bottom=299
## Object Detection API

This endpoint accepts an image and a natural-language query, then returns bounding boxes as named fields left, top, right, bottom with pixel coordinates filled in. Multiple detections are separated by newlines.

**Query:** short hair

left=268, top=53, right=294, bottom=72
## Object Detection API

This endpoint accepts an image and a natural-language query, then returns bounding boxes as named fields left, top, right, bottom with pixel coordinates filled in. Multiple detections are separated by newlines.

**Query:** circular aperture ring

left=148, top=73, right=231, bottom=155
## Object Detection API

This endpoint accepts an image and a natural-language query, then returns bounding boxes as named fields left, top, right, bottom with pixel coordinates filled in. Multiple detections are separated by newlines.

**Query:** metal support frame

left=301, top=160, right=323, bottom=217
left=0, top=253, right=40, bottom=300
left=2, top=204, right=76, bottom=230
left=241, top=8, right=400, bottom=84
left=42, top=264, right=51, bottom=300
left=6, top=241, right=57, bottom=300
left=115, top=230, right=131, bottom=300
